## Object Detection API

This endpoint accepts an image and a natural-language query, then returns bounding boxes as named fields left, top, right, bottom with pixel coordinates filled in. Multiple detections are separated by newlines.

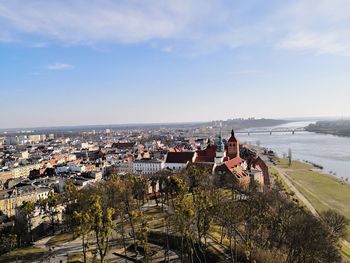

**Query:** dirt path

left=274, top=165, right=318, bottom=216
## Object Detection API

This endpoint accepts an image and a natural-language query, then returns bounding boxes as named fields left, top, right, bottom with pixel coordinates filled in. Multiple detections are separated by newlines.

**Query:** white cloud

left=0, top=0, right=350, bottom=56
left=278, top=31, right=350, bottom=56
left=0, top=0, right=218, bottom=43
left=47, top=63, right=74, bottom=70
left=0, top=0, right=259, bottom=53
left=31, top=42, right=47, bottom=48
left=275, top=0, right=350, bottom=56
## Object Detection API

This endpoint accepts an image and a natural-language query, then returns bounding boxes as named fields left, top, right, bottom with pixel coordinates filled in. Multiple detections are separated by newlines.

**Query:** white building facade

left=133, top=160, right=164, bottom=175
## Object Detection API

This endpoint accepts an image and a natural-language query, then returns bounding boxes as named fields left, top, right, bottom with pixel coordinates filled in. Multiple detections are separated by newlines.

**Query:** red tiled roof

left=195, top=145, right=217, bottom=163
left=196, top=145, right=216, bottom=156
left=165, top=152, right=195, bottom=163
left=225, top=156, right=245, bottom=170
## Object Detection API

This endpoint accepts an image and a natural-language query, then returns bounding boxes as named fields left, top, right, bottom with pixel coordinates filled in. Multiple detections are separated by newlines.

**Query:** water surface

left=236, top=121, right=350, bottom=180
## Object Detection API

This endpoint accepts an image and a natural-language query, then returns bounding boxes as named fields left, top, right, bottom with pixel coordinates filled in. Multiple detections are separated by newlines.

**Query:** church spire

left=214, top=122, right=226, bottom=165
left=217, top=122, right=225, bottom=153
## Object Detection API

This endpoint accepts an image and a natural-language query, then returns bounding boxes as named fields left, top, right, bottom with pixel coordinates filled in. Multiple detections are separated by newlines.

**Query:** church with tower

left=165, top=127, right=270, bottom=190
left=214, top=129, right=240, bottom=165
left=194, top=129, right=269, bottom=190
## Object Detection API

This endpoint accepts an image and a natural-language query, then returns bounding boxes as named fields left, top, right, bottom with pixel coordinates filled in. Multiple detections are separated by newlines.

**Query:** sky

left=1, top=0, right=350, bottom=128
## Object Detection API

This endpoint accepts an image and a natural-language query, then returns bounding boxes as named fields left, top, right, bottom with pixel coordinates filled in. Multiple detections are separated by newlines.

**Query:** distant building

left=0, top=163, right=44, bottom=183
left=117, top=161, right=133, bottom=174
left=82, top=171, right=103, bottom=182
left=164, top=151, right=197, bottom=171
left=29, top=135, right=42, bottom=144
left=55, top=163, right=87, bottom=174
left=112, top=142, right=136, bottom=151
left=133, top=159, right=164, bottom=175
left=0, top=185, right=53, bottom=217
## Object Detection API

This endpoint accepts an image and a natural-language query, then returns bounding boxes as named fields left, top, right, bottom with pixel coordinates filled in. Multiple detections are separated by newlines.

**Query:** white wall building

left=133, top=160, right=164, bottom=175
left=55, top=163, right=86, bottom=174
left=164, top=152, right=196, bottom=171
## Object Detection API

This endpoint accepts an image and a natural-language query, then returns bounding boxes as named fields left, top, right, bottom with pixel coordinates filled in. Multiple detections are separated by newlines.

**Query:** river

left=235, top=121, right=350, bottom=180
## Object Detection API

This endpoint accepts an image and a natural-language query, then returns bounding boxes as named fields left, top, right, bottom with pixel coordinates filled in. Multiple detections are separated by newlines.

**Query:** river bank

left=237, top=121, right=350, bottom=181
left=266, top=156, right=350, bottom=260
left=305, top=120, right=350, bottom=138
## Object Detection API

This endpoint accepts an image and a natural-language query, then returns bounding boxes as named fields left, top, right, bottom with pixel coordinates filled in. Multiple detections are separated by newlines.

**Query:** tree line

left=1, top=166, right=348, bottom=263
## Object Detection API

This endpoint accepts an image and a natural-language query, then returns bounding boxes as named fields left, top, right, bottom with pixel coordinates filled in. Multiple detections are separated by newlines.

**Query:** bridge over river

left=236, top=127, right=306, bottom=135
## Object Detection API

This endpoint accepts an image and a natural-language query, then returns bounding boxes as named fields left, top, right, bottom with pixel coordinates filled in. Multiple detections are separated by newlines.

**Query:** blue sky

left=1, top=0, right=350, bottom=128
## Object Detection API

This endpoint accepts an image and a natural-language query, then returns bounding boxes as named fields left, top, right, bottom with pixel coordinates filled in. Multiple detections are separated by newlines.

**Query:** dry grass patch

left=0, top=247, right=48, bottom=263
left=46, top=232, right=76, bottom=246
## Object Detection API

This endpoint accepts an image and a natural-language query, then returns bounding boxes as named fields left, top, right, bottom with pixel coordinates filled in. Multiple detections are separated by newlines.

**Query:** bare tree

left=288, top=148, right=292, bottom=167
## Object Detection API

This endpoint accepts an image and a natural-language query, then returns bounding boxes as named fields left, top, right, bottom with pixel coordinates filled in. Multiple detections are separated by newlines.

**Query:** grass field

left=341, top=243, right=350, bottom=260
left=276, top=159, right=350, bottom=240
left=0, top=247, right=48, bottom=263
left=67, top=253, right=84, bottom=263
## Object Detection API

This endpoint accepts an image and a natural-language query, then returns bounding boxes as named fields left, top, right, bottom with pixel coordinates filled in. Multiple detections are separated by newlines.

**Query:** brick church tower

left=227, top=129, right=239, bottom=159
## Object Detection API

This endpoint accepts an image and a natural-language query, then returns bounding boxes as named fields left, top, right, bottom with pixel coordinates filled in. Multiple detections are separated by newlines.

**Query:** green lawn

left=0, top=247, right=48, bottom=263
left=276, top=159, right=350, bottom=241
left=277, top=159, right=311, bottom=170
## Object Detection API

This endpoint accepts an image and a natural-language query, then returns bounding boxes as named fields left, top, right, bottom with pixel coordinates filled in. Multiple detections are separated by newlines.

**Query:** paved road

left=34, top=236, right=83, bottom=263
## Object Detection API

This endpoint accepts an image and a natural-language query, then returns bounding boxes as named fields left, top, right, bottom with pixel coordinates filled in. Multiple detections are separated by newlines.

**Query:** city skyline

left=1, top=0, right=350, bottom=128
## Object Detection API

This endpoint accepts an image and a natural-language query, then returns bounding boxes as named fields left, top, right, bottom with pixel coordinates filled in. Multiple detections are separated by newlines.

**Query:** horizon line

left=0, top=116, right=343, bottom=132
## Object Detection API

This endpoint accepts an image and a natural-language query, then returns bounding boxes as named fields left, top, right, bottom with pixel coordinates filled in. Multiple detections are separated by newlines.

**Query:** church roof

left=224, top=156, right=245, bottom=170
left=165, top=152, right=195, bottom=164
left=228, top=129, right=238, bottom=142
left=195, top=145, right=216, bottom=162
